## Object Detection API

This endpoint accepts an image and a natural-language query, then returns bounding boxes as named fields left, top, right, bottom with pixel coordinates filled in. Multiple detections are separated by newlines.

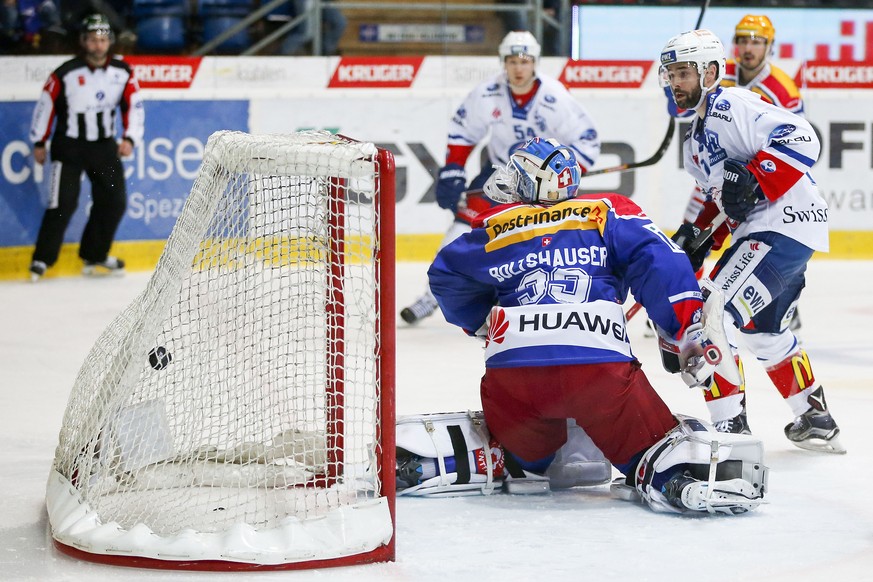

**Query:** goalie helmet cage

left=45, top=130, right=396, bottom=571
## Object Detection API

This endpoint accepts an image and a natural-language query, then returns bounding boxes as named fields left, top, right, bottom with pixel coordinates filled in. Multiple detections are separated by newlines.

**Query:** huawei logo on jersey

left=329, top=57, right=424, bottom=88
left=485, top=307, right=509, bottom=347
left=559, top=60, right=653, bottom=88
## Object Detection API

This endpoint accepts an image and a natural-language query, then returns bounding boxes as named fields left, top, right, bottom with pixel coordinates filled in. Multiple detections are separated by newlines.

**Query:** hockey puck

left=148, top=346, right=173, bottom=370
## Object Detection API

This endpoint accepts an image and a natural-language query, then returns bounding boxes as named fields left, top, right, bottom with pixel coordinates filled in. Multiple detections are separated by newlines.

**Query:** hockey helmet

left=734, top=14, right=775, bottom=45
left=498, top=31, right=541, bottom=61
left=660, top=29, right=726, bottom=107
left=81, top=13, right=113, bottom=39
left=510, top=138, right=580, bottom=205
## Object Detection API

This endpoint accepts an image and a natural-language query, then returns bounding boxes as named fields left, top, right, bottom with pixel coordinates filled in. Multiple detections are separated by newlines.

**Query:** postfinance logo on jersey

left=483, top=200, right=609, bottom=252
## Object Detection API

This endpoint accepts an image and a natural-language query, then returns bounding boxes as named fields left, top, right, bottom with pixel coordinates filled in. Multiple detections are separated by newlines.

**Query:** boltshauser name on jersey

left=517, top=310, right=626, bottom=342
left=489, top=245, right=607, bottom=282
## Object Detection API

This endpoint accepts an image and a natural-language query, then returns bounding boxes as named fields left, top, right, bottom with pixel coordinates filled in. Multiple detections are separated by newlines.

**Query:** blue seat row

left=133, top=0, right=254, bottom=53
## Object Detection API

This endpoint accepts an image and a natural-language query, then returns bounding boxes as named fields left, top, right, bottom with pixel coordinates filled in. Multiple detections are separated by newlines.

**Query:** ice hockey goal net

left=45, top=131, right=396, bottom=570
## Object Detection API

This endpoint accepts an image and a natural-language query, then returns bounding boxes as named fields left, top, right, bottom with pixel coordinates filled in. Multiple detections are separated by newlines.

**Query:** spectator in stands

left=60, top=0, right=135, bottom=50
left=1, top=0, right=64, bottom=52
left=497, top=0, right=564, bottom=56
left=277, top=0, right=346, bottom=56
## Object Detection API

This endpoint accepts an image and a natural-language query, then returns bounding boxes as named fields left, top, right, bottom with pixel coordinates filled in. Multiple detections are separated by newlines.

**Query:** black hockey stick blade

left=583, top=117, right=676, bottom=178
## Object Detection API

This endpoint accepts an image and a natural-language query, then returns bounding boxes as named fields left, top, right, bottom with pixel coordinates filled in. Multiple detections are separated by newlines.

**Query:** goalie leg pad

left=396, top=413, right=611, bottom=496
left=634, top=415, right=768, bottom=515
left=396, top=411, right=503, bottom=497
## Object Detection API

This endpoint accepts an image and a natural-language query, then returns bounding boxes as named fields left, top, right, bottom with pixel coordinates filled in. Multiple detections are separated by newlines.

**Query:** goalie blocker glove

left=436, top=163, right=467, bottom=212
left=721, top=158, right=760, bottom=222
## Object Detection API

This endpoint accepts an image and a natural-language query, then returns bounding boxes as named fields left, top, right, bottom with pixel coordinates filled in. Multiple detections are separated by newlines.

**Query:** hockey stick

left=625, top=211, right=728, bottom=322
left=583, top=0, right=710, bottom=180
left=582, top=116, right=676, bottom=178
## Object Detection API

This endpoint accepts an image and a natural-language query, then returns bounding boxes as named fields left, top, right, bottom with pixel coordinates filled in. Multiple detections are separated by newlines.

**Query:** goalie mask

left=484, top=138, right=580, bottom=206
left=659, top=29, right=726, bottom=109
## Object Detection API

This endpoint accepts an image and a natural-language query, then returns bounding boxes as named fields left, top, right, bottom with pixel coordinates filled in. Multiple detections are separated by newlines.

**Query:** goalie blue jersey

left=428, top=194, right=704, bottom=368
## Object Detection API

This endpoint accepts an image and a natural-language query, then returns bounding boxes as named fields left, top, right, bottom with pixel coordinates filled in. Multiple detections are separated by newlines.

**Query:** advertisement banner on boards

left=0, top=100, right=248, bottom=247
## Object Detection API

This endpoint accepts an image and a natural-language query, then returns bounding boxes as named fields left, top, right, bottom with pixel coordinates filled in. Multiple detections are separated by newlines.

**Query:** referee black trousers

left=32, top=137, right=127, bottom=266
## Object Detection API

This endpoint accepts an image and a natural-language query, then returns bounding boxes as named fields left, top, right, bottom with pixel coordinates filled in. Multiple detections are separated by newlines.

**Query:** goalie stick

left=582, top=0, right=710, bottom=179
left=625, top=210, right=728, bottom=322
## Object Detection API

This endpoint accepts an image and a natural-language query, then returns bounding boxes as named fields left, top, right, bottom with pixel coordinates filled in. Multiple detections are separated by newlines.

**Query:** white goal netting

left=45, top=131, right=395, bottom=569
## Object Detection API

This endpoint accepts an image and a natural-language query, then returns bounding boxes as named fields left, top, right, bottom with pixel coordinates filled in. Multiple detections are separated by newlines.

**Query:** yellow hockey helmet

left=734, top=14, right=775, bottom=45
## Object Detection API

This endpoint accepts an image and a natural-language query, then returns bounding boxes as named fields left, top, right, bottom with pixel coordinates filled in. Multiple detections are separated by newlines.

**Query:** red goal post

left=45, top=131, right=396, bottom=570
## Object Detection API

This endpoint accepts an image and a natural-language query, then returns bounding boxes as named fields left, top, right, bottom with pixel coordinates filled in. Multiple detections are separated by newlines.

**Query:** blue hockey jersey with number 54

left=428, top=194, right=704, bottom=368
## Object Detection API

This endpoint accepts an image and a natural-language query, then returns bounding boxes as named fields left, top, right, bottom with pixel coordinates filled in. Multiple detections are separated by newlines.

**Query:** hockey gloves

left=436, top=163, right=467, bottom=212
left=721, top=158, right=760, bottom=223
left=677, top=286, right=741, bottom=390
left=671, top=222, right=713, bottom=273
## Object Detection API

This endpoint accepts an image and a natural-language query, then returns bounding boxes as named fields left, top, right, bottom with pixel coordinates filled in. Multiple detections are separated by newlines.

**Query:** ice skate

left=82, top=256, right=125, bottom=277
left=400, top=293, right=438, bottom=324
left=29, top=260, right=47, bottom=282
left=662, top=471, right=762, bottom=515
left=713, top=397, right=752, bottom=435
left=784, top=387, right=845, bottom=454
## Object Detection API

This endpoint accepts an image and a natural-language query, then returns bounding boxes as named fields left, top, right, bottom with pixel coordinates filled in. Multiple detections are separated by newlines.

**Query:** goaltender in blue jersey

left=426, top=137, right=767, bottom=515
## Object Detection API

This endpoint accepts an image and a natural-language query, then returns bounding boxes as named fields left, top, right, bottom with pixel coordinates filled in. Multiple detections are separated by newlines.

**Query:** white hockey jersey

left=684, top=86, right=828, bottom=252
left=447, top=73, right=600, bottom=171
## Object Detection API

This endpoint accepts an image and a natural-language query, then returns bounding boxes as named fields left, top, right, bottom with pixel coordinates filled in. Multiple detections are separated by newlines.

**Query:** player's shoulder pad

left=471, top=202, right=524, bottom=229
left=109, top=56, right=134, bottom=74
left=760, top=65, right=802, bottom=103
left=56, top=57, right=87, bottom=77
left=573, top=193, right=643, bottom=218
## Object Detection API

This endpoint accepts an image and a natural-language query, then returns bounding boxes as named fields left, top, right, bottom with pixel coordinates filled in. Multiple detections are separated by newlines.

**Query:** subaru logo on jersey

left=760, top=160, right=777, bottom=173
left=715, top=100, right=731, bottom=111
left=544, top=95, right=556, bottom=103
left=581, top=128, right=598, bottom=140
left=769, top=124, right=797, bottom=139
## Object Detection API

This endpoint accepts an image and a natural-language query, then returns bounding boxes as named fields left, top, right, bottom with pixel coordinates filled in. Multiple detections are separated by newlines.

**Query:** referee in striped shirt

left=29, top=13, right=144, bottom=281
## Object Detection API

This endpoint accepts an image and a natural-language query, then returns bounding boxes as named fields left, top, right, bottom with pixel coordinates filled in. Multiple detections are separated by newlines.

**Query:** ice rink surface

left=1, top=259, right=872, bottom=582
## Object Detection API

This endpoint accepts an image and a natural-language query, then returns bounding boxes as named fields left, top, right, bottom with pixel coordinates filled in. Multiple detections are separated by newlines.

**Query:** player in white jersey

left=660, top=29, right=844, bottom=453
left=399, top=30, right=601, bottom=324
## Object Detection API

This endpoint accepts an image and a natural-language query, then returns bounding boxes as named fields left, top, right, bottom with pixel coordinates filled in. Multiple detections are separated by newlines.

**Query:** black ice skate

left=784, top=386, right=846, bottom=454
left=82, top=256, right=125, bottom=277
left=662, top=471, right=762, bottom=515
left=400, top=293, right=438, bottom=324
left=713, top=396, right=752, bottom=435
left=29, top=260, right=47, bottom=282
left=395, top=450, right=424, bottom=489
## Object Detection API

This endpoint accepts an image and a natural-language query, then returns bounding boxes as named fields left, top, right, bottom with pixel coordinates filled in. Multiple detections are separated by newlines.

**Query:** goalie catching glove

left=721, top=158, right=760, bottom=222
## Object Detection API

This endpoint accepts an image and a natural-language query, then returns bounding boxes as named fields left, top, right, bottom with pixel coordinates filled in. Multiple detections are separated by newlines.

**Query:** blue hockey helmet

left=510, top=138, right=581, bottom=205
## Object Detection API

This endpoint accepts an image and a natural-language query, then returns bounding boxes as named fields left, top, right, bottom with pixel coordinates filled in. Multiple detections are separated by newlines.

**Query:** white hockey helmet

left=486, top=138, right=580, bottom=205
left=660, top=29, right=726, bottom=105
left=498, top=31, right=541, bottom=61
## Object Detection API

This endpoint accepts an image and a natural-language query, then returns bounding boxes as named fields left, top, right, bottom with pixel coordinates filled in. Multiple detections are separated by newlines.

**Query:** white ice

left=1, top=260, right=872, bottom=581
